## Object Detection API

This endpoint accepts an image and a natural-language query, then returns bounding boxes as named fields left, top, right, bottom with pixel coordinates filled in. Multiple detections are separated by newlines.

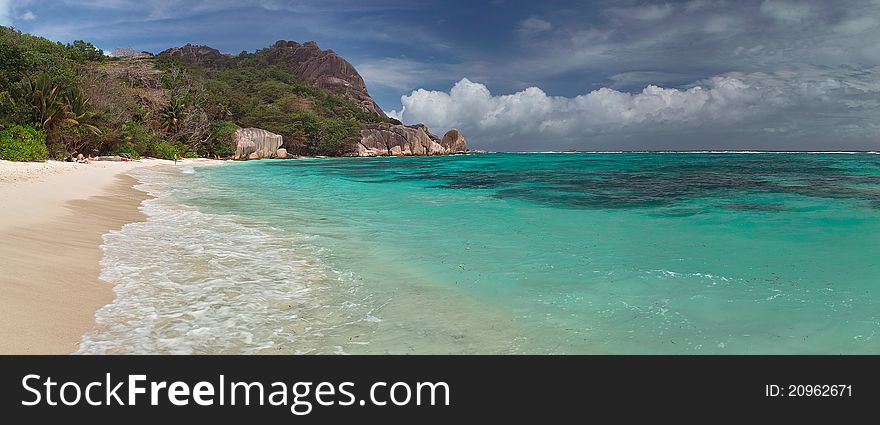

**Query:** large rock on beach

left=356, top=123, right=468, bottom=157
left=233, top=128, right=284, bottom=160
left=441, top=129, right=468, bottom=153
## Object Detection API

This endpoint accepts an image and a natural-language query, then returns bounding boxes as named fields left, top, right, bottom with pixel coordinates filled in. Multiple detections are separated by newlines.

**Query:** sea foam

left=76, top=166, right=377, bottom=354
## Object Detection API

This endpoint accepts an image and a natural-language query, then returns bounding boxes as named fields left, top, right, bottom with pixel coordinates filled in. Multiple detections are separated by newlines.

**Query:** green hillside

left=0, top=27, right=399, bottom=161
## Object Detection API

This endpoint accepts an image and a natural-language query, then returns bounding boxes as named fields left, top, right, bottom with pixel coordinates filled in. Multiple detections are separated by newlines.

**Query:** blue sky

left=3, top=0, right=880, bottom=150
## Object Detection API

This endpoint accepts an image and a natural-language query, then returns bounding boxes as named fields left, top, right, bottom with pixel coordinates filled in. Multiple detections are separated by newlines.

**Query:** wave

left=77, top=166, right=379, bottom=354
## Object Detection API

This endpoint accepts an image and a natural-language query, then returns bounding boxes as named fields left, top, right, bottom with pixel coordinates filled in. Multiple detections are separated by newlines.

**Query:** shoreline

left=0, top=159, right=208, bottom=354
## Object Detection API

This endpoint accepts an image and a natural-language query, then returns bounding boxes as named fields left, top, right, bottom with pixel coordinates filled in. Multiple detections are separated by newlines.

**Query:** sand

left=0, top=159, right=208, bottom=354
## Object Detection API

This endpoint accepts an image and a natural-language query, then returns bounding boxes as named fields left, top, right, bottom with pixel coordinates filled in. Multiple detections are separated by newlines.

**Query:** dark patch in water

left=270, top=153, right=880, bottom=211
left=716, top=202, right=788, bottom=212
left=652, top=208, right=708, bottom=217
left=435, top=172, right=502, bottom=189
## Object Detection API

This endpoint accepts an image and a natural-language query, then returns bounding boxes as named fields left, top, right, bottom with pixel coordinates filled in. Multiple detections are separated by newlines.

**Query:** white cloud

left=19, top=10, right=36, bottom=21
left=385, top=108, right=404, bottom=122
left=391, top=69, right=880, bottom=150
left=395, top=77, right=767, bottom=137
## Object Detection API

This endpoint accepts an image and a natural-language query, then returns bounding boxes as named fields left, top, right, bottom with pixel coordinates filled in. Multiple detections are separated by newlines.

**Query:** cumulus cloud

left=391, top=69, right=880, bottom=150
left=385, top=109, right=404, bottom=122
left=393, top=77, right=770, bottom=140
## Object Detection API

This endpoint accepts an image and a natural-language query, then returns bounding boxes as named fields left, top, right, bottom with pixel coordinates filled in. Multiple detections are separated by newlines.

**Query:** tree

left=23, top=73, right=65, bottom=134
left=61, top=88, right=101, bottom=154
left=70, top=40, right=105, bottom=62
left=207, top=120, right=238, bottom=157
left=64, top=88, right=100, bottom=132
left=178, top=107, right=211, bottom=155
left=159, top=98, right=186, bottom=134
left=316, top=118, right=360, bottom=155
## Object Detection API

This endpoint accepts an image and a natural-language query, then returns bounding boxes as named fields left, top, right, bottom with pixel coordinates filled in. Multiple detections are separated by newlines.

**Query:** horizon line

left=492, top=150, right=880, bottom=154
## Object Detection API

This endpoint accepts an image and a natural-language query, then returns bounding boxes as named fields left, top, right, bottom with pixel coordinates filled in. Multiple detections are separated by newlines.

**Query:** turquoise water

left=79, top=153, right=880, bottom=354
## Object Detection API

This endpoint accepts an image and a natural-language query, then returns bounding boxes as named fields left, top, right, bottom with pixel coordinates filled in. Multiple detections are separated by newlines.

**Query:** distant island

left=0, top=27, right=468, bottom=162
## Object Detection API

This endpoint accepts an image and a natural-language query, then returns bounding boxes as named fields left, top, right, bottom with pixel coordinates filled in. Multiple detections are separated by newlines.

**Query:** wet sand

left=0, top=172, right=151, bottom=353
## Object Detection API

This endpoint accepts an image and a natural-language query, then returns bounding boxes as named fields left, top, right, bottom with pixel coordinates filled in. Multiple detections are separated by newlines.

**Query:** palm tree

left=23, top=74, right=65, bottom=132
left=159, top=98, right=186, bottom=134
left=62, top=88, right=102, bottom=155
left=23, top=75, right=103, bottom=157
left=64, top=88, right=101, bottom=136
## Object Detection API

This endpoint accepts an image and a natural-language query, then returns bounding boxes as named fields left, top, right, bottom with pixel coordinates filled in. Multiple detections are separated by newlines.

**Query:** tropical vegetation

left=0, top=25, right=399, bottom=161
left=0, top=124, right=48, bottom=161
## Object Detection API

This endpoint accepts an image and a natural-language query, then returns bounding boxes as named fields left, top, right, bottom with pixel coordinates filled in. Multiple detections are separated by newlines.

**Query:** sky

left=3, top=0, right=880, bottom=151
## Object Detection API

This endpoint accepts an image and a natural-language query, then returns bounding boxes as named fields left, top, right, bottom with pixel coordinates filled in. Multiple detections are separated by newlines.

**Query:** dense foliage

left=0, top=27, right=108, bottom=160
left=156, top=50, right=400, bottom=156
left=1, top=26, right=397, bottom=160
left=0, top=124, right=48, bottom=161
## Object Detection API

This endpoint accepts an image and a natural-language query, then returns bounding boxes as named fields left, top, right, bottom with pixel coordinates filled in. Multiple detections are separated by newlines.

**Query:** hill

left=0, top=27, right=466, bottom=160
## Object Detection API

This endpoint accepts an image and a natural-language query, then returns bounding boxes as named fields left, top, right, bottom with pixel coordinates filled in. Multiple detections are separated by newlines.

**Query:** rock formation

left=160, top=41, right=383, bottom=116
left=262, top=40, right=385, bottom=116
left=158, top=44, right=230, bottom=68
left=356, top=123, right=468, bottom=157
left=159, top=41, right=473, bottom=156
left=233, top=128, right=283, bottom=160
left=440, top=129, right=468, bottom=153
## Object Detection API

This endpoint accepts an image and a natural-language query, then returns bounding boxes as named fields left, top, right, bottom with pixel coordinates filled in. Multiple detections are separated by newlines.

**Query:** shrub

left=0, top=125, right=48, bottom=161
left=47, top=139, right=68, bottom=161
left=152, top=141, right=180, bottom=160
left=207, top=120, right=238, bottom=158
left=121, top=121, right=158, bottom=157
left=316, top=118, right=360, bottom=156
left=115, top=144, right=141, bottom=159
left=184, top=151, right=199, bottom=158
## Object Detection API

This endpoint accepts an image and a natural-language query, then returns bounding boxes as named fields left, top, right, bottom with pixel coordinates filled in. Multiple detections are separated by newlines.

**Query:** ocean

left=77, top=153, right=880, bottom=354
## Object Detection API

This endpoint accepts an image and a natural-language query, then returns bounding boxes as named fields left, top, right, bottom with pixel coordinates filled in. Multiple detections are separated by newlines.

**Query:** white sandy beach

left=0, top=158, right=211, bottom=354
